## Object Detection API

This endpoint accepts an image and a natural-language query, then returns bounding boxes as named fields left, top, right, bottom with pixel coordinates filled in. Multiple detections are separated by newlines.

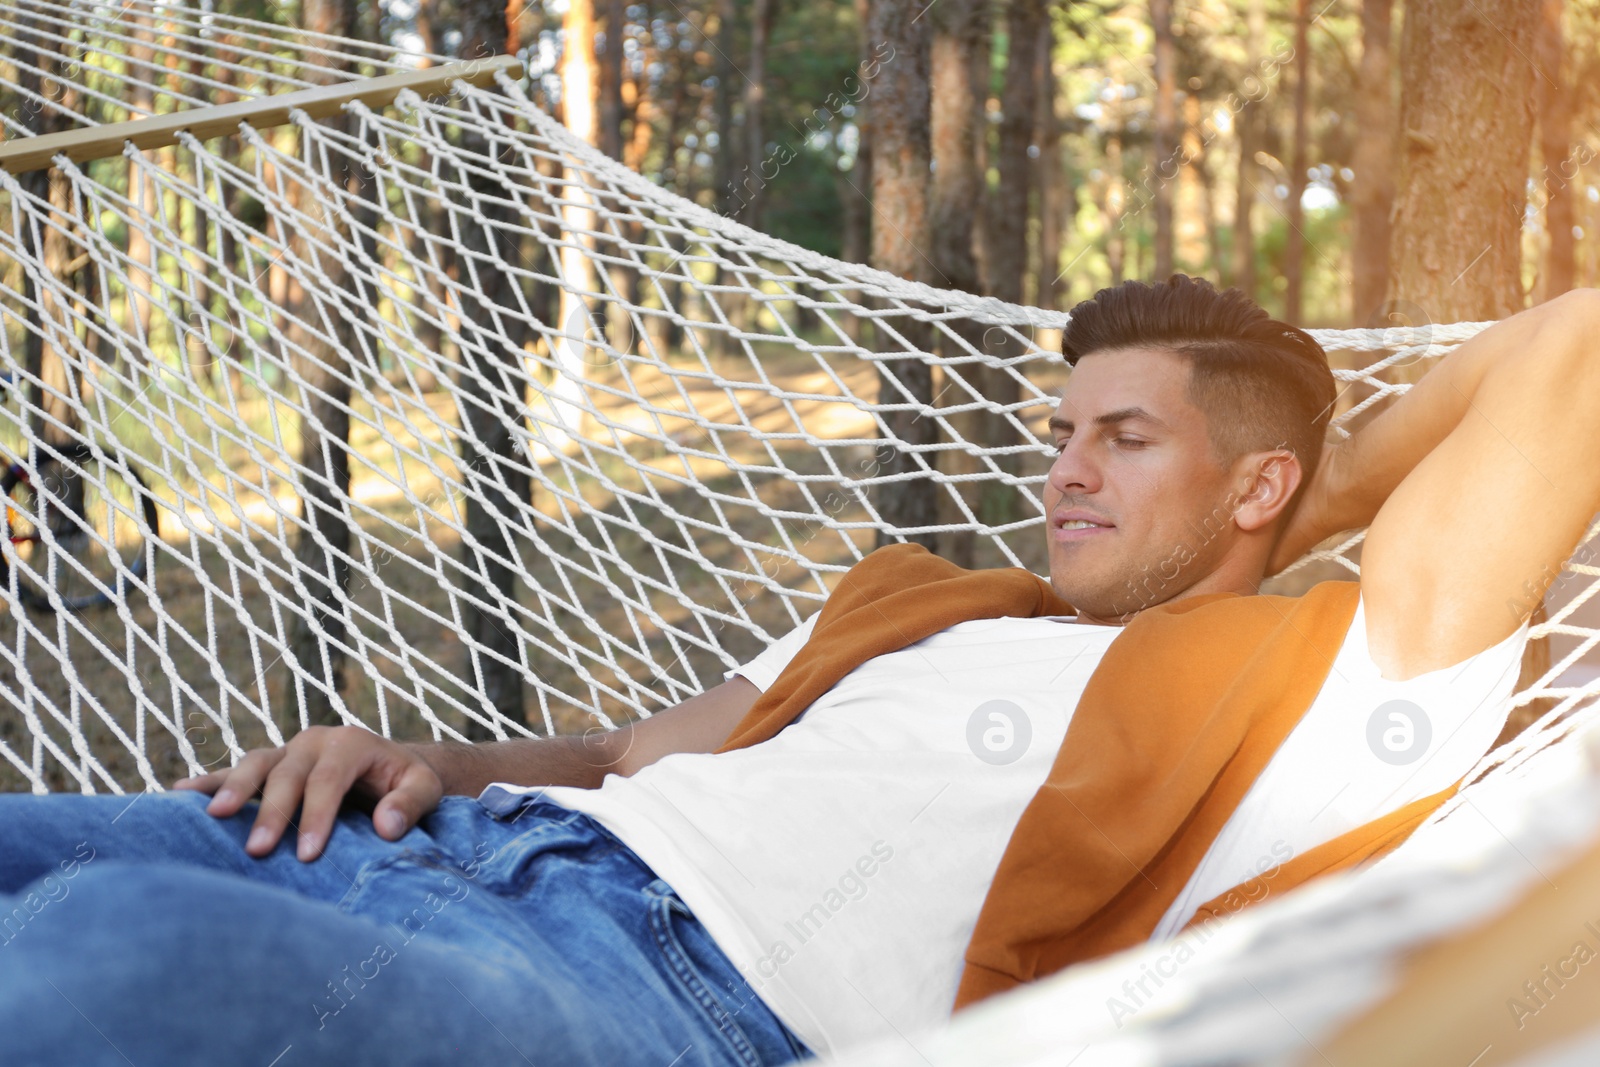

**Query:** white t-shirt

left=495, top=590, right=1529, bottom=1057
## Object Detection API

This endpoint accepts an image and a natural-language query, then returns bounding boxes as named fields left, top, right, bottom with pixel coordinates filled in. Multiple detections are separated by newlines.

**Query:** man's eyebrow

left=1047, top=407, right=1170, bottom=434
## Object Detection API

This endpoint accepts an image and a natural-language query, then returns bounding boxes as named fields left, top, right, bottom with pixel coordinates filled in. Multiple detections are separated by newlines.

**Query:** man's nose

left=1047, top=436, right=1104, bottom=496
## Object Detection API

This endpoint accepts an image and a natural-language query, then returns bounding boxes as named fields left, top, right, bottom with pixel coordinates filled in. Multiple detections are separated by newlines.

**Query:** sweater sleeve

left=722, top=613, right=821, bottom=692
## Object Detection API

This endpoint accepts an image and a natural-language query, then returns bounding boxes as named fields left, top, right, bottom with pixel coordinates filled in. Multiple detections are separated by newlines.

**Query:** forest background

left=319, top=0, right=1592, bottom=332
left=0, top=0, right=1589, bottom=786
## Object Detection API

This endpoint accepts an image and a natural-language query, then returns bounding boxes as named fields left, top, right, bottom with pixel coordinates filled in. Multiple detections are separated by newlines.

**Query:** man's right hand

left=172, top=726, right=443, bottom=863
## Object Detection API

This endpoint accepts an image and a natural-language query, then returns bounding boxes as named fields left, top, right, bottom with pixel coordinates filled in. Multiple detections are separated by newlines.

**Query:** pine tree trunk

left=456, top=0, right=532, bottom=735
left=977, top=0, right=1044, bottom=533
left=555, top=0, right=600, bottom=406
left=741, top=0, right=777, bottom=231
left=1392, top=0, right=1538, bottom=319
left=1106, top=76, right=1127, bottom=286
left=14, top=10, right=81, bottom=460
left=866, top=0, right=937, bottom=552
left=712, top=0, right=739, bottom=219
left=598, top=0, right=625, bottom=161
left=184, top=44, right=216, bottom=388
left=929, top=0, right=989, bottom=566
left=1535, top=0, right=1575, bottom=301
left=1150, top=0, right=1176, bottom=279
left=1351, top=0, right=1395, bottom=325
left=1283, top=0, right=1311, bottom=323
left=1230, top=0, right=1266, bottom=298
left=289, top=0, right=367, bottom=727
left=124, top=10, right=158, bottom=345
left=839, top=0, right=873, bottom=353
left=1034, top=28, right=1065, bottom=311
left=1182, top=89, right=1216, bottom=283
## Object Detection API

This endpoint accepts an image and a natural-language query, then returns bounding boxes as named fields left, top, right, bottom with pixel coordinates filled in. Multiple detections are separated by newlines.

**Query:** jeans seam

left=647, top=887, right=765, bottom=1067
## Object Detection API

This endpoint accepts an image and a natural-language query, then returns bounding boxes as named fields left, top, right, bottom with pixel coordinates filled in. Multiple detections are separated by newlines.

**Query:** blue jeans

left=0, top=788, right=812, bottom=1067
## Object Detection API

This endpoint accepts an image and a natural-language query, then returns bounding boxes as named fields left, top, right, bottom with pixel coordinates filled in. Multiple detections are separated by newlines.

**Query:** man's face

left=1044, top=346, right=1240, bottom=621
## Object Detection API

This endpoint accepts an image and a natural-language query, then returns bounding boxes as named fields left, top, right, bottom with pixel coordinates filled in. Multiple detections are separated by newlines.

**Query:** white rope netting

left=0, top=0, right=1594, bottom=826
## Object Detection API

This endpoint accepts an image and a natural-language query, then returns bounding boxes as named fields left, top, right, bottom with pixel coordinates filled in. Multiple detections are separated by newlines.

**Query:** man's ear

left=1232, top=449, right=1303, bottom=533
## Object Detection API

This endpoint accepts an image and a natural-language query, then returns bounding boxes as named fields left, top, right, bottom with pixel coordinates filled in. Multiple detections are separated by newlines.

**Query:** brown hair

left=1061, top=274, right=1336, bottom=517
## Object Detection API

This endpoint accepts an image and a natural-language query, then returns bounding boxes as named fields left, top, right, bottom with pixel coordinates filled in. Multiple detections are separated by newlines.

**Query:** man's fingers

left=201, top=748, right=287, bottom=817
left=372, top=762, right=444, bottom=841
left=294, top=751, right=374, bottom=862
left=172, top=727, right=442, bottom=863
left=172, top=771, right=228, bottom=795
left=248, top=749, right=317, bottom=858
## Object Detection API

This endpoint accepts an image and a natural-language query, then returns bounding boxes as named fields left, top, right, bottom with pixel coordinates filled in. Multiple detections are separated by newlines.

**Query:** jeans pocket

left=646, top=881, right=768, bottom=1067
left=472, top=786, right=554, bottom=822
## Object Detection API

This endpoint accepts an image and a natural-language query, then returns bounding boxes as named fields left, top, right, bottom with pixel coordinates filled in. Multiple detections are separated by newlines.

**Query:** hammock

left=5, top=0, right=1589, bottom=796
left=4, top=7, right=1600, bottom=1054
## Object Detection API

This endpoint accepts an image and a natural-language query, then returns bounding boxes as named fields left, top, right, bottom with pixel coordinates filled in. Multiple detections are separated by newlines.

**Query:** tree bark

left=929, top=0, right=989, bottom=566
left=741, top=0, right=778, bottom=231
left=212, top=32, right=247, bottom=396
left=1392, top=0, right=1539, bottom=320
left=1535, top=0, right=1576, bottom=301
left=1035, top=27, right=1065, bottom=311
left=415, top=0, right=439, bottom=60
left=1106, top=76, right=1127, bottom=286
left=456, top=0, right=532, bottom=735
left=841, top=0, right=874, bottom=270
left=124, top=8, right=158, bottom=346
left=1183, top=87, right=1219, bottom=284
left=556, top=0, right=601, bottom=392
left=988, top=0, right=1043, bottom=304
left=1230, top=0, right=1267, bottom=298
left=712, top=0, right=740, bottom=218
left=865, top=0, right=937, bottom=552
left=1150, top=0, right=1176, bottom=279
left=184, top=42, right=216, bottom=387
left=289, top=0, right=367, bottom=726
left=978, top=0, right=1044, bottom=532
left=1283, top=0, right=1311, bottom=323
left=13, top=8, right=81, bottom=462
left=1351, top=0, right=1396, bottom=325
left=598, top=0, right=625, bottom=161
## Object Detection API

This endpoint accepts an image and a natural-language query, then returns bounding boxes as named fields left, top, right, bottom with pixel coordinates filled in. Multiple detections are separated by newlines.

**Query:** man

left=1, top=276, right=1592, bottom=1066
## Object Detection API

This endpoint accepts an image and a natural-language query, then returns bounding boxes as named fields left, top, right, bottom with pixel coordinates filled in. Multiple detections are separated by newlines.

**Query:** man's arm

left=406, top=677, right=762, bottom=794
left=1274, top=289, right=1600, bottom=681
left=173, top=676, right=760, bottom=862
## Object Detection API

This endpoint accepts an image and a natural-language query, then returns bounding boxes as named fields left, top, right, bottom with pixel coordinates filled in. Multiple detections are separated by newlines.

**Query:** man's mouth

left=1052, top=512, right=1115, bottom=541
